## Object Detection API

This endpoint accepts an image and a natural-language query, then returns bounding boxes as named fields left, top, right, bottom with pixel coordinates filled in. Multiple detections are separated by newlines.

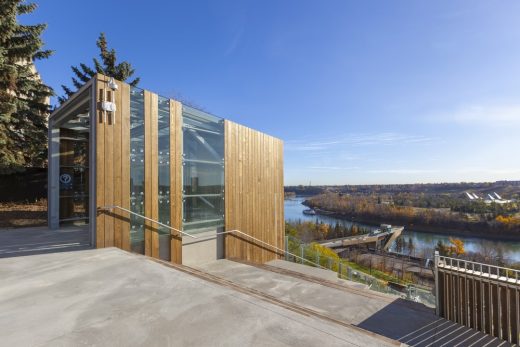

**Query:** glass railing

left=285, top=235, right=436, bottom=307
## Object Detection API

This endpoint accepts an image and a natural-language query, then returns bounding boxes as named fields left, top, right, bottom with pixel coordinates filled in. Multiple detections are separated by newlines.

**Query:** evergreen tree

left=59, top=32, right=139, bottom=103
left=408, top=237, right=415, bottom=256
left=395, top=236, right=403, bottom=253
left=0, top=0, right=53, bottom=173
left=333, top=222, right=340, bottom=239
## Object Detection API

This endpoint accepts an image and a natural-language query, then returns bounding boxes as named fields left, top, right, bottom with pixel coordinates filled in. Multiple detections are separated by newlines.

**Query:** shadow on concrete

left=356, top=298, right=511, bottom=346
left=0, top=225, right=91, bottom=258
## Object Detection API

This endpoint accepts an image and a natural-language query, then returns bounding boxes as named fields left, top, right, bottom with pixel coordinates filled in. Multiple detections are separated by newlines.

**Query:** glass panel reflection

left=157, top=96, right=171, bottom=260
left=130, top=87, right=145, bottom=254
left=183, top=196, right=224, bottom=231
left=182, top=106, right=224, bottom=233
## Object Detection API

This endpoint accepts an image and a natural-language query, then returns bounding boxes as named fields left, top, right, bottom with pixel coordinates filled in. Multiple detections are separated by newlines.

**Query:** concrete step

left=265, top=259, right=369, bottom=290
left=196, top=259, right=512, bottom=347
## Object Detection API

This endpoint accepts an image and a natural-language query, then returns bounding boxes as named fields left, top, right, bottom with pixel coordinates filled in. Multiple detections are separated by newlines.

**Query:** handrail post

left=284, top=235, right=289, bottom=261
left=300, top=245, right=304, bottom=264
left=434, top=251, right=440, bottom=316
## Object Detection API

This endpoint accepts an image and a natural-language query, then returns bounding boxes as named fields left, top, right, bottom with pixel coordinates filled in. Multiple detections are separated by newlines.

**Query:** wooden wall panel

left=170, top=100, right=183, bottom=264
left=103, top=85, right=114, bottom=247
left=112, top=82, right=122, bottom=249
left=95, top=75, right=129, bottom=249
left=95, top=78, right=105, bottom=248
left=224, top=120, right=284, bottom=263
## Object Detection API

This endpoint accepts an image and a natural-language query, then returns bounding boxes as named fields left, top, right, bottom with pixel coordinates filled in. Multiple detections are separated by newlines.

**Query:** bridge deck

left=320, top=226, right=403, bottom=250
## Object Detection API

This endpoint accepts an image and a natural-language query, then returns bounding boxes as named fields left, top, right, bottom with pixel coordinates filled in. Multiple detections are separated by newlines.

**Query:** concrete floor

left=0, top=225, right=90, bottom=258
left=198, top=260, right=511, bottom=347
left=0, top=248, right=397, bottom=347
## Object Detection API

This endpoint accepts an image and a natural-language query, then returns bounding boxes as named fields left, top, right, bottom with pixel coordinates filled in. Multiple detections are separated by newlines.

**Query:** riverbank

left=302, top=201, right=520, bottom=242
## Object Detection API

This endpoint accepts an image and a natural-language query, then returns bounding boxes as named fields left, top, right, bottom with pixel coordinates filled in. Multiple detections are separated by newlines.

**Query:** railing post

left=338, top=261, right=342, bottom=278
left=284, top=235, right=289, bottom=261
left=300, top=244, right=304, bottom=264
left=434, top=251, right=440, bottom=316
left=316, top=251, right=320, bottom=267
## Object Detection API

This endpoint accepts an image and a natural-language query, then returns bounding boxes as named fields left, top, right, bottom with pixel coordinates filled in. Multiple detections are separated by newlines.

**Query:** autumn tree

left=448, top=238, right=465, bottom=256
left=59, top=33, right=139, bottom=103
left=0, top=0, right=53, bottom=173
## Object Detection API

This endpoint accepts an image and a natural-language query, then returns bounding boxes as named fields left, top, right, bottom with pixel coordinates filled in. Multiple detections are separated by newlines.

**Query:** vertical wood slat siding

left=95, top=77, right=105, bottom=247
left=224, top=120, right=284, bottom=263
left=170, top=100, right=183, bottom=264
left=112, top=80, right=122, bottom=249
left=96, top=75, right=127, bottom=249
left=104, top=84, right=114, bottom=247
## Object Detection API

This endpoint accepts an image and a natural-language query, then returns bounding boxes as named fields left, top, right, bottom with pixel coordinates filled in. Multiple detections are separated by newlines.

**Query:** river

left=285, top=197, right=520, bottom=263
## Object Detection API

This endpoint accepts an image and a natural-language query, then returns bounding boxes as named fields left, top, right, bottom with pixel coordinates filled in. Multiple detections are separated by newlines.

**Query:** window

left=157, top=96, right=171, bottom=260
left=130, top=87, right=145, bottom=253
left=182, top=106, right=224, bottom=232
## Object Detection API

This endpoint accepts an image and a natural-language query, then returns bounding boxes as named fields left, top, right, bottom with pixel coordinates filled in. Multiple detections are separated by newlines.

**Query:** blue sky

left=29, top=1, right=520, bottom=185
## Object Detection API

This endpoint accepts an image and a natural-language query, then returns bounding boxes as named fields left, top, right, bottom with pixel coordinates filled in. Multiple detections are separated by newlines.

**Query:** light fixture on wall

left=108, top=77, right=118, bottom=91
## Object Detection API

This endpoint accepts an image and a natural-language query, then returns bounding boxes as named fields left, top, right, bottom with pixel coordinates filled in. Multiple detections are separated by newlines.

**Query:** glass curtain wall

left=157, top=96, right=171, bottom=260
left=182, top=106, right=224, bottom=233
left=130, top=87, right=145, bottom=253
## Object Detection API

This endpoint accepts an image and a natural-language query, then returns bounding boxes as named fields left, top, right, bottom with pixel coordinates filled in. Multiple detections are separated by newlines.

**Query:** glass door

left=58, top=107, right=90, bottom=225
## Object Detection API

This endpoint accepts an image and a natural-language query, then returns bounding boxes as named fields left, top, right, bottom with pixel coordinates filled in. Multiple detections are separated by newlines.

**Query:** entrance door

left=47, top=85, right=93, bottom=247
left=58, top=120, right=89, bottom=225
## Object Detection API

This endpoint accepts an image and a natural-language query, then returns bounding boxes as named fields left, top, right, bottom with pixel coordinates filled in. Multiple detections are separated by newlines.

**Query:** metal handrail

left=438, top=254, right=519, bottom=283
left=98, top=205, right=329, bottom=270
left=99, top=205, right=195, bottom=238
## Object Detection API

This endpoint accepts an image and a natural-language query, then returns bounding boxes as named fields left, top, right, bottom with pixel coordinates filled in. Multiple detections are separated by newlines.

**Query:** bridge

left=319, top=225, right=403, bottom=251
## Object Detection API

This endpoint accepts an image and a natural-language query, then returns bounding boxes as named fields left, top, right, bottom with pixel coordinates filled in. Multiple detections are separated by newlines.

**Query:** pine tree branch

left=79, top=63, right=96, bottom=78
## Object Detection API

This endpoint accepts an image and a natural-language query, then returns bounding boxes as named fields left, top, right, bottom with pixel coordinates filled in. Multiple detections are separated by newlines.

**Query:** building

left=48, top=74, right=284, bottom=265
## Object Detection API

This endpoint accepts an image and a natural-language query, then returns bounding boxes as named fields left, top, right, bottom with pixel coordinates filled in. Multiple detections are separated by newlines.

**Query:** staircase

left=185, top=259, right=513, bottom=347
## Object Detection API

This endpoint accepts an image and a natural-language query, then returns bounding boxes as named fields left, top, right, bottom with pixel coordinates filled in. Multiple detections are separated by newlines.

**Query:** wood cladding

left=224, top=120, right=284, bottom=263
left=96, top=74, right=130, bottom=249
left=169, top=100, right=183, bottom=264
